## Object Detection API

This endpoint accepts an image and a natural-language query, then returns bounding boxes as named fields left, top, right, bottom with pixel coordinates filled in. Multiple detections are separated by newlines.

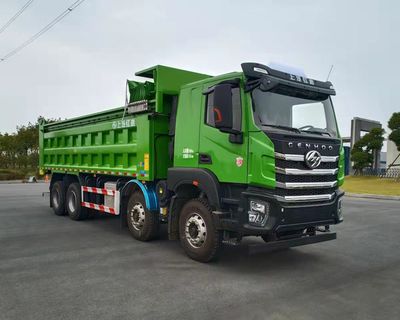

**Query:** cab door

left=198, top=81, right=248, bottom=184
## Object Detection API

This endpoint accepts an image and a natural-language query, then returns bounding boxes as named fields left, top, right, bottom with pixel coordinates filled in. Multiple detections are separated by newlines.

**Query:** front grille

left=276, top=173, right=338, bottom=183
left=274, top=153, right=339, bottom=202
left=262, top=134, right=341, bottom=203
left=275, top=159, right=337, bottom=170
left=273, top=187, right=337, bottom=197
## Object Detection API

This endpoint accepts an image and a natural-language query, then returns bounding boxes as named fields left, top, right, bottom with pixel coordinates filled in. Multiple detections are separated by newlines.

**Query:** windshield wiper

left=261, top=124, right=301, bottom=133
left=300, top=129, right=332, bottom=137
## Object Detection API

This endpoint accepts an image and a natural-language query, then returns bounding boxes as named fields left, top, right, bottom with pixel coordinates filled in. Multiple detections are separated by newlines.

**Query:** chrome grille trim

left=275, top=193, right=335, bottom=203
left=276, top=167, right=339, bottom=175
left=275, top=152, right=339, bottom=162
left=276, top=181, right=338, bottom=189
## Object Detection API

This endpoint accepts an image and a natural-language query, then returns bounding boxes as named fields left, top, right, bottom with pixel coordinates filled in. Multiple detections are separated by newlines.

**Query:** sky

left=0, top=0, right=399, bottom=138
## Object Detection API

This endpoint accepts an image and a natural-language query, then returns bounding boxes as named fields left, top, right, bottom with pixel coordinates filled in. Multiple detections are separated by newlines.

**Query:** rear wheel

left=126, top=191, right=159, bottom=241
left=66, top=182, right=88, bottom=221
left=51, top=181, right=66, bottom=216
left=179, top=198, right=222, bottom=262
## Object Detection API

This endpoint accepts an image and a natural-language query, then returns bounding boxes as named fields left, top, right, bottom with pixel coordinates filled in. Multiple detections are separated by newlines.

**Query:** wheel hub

left=185, top=213, right=207, bottom=248
left=130, top=203, right=145, bottom=230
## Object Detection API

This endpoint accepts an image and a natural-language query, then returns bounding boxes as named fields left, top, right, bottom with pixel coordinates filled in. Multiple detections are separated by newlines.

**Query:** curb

left=345, top=193, right=400, bottom=201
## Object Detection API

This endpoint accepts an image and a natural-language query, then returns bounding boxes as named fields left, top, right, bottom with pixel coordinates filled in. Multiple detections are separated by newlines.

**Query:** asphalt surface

left=0, top=183, right=399, bottom=320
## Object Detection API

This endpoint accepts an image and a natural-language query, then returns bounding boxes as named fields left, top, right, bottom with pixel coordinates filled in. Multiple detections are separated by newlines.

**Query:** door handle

left=199, top=153, right=212, bottom=164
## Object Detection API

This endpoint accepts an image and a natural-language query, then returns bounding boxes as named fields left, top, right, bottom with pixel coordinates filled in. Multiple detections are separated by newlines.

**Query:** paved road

left=0, top=184, right=399, bottom=320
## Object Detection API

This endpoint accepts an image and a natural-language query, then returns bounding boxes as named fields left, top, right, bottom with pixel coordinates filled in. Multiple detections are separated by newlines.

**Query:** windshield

left=251, top=88, right=338, bottom=137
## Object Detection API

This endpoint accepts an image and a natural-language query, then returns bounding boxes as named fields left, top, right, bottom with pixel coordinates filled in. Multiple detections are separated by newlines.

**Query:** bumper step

left=248, top=232, right=336, bottom=255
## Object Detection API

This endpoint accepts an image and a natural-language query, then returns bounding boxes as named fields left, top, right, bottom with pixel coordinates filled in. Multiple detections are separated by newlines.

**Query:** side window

left=205, top=87, right=241, bottom=130
left=205, top=91, right=216, bottom=126
left=231, top=87, right=241, bottom=131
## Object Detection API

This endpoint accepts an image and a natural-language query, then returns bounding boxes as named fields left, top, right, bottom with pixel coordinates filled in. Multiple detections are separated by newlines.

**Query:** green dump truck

left=39, top=63, right=344, bottom=262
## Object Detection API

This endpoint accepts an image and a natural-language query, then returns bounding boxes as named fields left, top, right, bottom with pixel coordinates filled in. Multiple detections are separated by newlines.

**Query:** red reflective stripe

left=81, top=186, right=115, bottom=196
left=81, top=202, right=117, bottom=215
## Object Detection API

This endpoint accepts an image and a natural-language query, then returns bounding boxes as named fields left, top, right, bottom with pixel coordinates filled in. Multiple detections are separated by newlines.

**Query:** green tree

left=15, top=123, right=39, bottom=168
left=0, top=117, right=51, bottom=174
left=388, top=112, right=400, bottom=151
left=364, top=127, right=385, bottom=150
left=351, top=145, right=372, bottom=173
left=0, top=133, right=17, bottom=168
left=351, top=127, right=385, bottom=175
left=0, top=133, right=5, bottom=168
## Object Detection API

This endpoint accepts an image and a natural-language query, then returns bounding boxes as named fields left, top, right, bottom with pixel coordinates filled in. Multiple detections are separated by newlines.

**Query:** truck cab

left=167, top=62, right=344, bottom=260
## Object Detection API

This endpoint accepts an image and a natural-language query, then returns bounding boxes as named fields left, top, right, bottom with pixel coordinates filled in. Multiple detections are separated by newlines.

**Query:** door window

left=205, top=87, right=241, bottom=131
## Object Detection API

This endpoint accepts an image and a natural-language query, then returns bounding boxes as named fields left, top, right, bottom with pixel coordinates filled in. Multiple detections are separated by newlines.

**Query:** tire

left=66, top=182, right=88, bottom=221
left=126, top=191, right=159, bottom=241
left=179, top=198, right=222, bottom=263
left=51, top=181, right=66, bottom=216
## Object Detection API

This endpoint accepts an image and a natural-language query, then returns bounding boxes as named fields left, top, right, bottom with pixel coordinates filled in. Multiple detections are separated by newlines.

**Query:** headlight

left=248, top=200, right=269, bottom=226
left=250, top=200, right=266, bottom=214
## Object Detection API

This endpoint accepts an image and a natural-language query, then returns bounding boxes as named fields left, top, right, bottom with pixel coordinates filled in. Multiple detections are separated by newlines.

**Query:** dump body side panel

left=40, top=108, right=168, bottom=181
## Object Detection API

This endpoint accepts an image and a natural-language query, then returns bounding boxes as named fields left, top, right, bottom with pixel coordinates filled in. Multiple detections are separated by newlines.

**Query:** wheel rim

left=130, top=202, right=145, bottom=231
left=185, top=213, right=207, bottom=248
left=68, top=190, right=77, bottom=213
left=52, top=189, right=59, bottom=208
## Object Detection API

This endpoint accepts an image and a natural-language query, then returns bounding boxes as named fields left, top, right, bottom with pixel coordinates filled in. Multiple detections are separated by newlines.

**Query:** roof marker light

left=253, top=67, right=268, bottom=75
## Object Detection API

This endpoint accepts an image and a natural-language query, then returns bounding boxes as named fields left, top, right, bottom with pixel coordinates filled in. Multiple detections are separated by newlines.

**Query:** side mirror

left=212, top=83, right=233, bottom=132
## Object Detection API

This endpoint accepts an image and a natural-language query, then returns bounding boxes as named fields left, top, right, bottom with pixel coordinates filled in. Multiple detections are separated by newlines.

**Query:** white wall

left=387, top=140, right=400, bottom=168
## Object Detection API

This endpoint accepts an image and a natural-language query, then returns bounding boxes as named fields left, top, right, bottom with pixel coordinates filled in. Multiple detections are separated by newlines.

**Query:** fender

left=121, top=180, right=159, bottom=212
left=167, top=168, right=221, bottom=209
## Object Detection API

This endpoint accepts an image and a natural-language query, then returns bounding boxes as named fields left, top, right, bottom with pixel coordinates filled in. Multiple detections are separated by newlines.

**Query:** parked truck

left=39, top=63, right=344, bottom=262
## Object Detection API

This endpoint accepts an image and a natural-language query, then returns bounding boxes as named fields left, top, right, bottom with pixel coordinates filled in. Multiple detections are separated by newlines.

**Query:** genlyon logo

left=305, top=150, right=322, bottom=169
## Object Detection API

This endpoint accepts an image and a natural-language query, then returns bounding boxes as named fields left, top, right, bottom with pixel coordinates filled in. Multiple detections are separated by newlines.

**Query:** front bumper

left=215, top=188, right=344, bottom=236
left=247, top=232, right=337, bottom=254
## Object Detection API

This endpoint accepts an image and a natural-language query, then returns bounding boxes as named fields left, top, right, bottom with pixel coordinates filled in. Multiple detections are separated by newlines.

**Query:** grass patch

left=341, top=176, right=400, bottom=196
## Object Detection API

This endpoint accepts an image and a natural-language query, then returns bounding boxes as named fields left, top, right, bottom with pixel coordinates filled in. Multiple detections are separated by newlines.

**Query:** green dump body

left=39, top=65, right=210, bottom=180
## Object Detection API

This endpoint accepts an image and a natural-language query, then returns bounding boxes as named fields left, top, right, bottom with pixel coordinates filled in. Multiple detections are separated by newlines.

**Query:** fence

left=380, top=168, right=400, bottom=179
left=352, top=168, right=400, bottom=179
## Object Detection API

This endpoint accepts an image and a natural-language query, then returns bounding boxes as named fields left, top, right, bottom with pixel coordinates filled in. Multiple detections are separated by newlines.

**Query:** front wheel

left=179, top=198, right=222, bottom=263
